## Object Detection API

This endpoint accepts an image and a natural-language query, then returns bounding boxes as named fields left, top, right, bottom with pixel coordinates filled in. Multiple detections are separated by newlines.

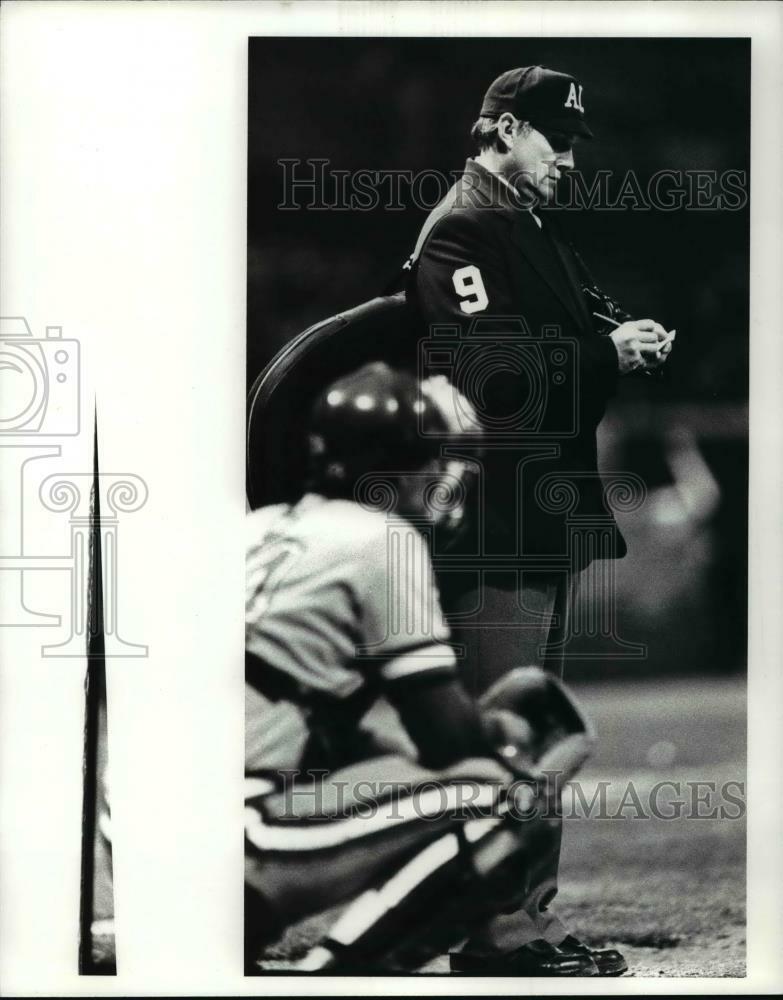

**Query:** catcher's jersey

left=246, top=494, right=454, bottom=703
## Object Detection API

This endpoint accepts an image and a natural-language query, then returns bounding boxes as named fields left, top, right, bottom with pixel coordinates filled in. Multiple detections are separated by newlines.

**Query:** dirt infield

left=552, top=676, right=745, bottom=978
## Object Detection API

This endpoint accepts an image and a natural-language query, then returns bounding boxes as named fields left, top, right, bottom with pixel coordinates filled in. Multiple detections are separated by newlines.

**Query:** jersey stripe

left=379, top=643, right=457, bottom=682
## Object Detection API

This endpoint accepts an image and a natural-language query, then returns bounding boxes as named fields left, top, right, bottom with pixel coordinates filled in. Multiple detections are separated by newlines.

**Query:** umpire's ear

left=496, top=112, right=519, bottom=153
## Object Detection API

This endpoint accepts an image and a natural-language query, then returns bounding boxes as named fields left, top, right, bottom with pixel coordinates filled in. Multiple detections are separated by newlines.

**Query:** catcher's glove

left=479, top=666, right=595, bottom=785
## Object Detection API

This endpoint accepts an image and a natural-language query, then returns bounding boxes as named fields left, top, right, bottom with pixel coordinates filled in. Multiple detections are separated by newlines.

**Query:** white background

left=1, top=1, right=781, bottom=995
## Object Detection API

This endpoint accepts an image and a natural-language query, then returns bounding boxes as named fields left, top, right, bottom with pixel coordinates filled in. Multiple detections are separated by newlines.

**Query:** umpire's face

left=500, top=114, right=577, bottom=204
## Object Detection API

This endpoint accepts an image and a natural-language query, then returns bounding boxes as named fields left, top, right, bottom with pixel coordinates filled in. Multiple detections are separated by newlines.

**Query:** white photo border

left=0, top=1, right=780, bottom=995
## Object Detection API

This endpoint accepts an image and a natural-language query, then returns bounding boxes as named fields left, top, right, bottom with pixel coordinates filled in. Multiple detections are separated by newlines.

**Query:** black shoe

left=559, top=934, right=628, bottom=976
left=450, top=938, right=599, bottom=976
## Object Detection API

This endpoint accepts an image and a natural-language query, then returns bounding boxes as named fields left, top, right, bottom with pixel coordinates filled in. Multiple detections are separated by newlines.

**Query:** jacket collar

left=460, top=158, right=531, bottom=216
left=461, top=159, right=592, bottom=333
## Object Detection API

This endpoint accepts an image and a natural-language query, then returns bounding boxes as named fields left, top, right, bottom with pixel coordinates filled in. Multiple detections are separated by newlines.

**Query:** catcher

left=244, top=361, right=596, bottom=973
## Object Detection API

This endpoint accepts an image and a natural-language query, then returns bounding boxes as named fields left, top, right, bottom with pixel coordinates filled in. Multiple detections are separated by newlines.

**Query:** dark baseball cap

left=480, top=65, right=593, bottom=139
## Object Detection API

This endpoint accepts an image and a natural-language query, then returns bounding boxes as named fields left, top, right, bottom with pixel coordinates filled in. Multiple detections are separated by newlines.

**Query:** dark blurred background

left=247, top=37, right=749, bottom=678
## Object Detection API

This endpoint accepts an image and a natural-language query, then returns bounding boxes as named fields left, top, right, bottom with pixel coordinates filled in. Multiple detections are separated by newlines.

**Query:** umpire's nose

left=556, top=148, right=575, bottom=171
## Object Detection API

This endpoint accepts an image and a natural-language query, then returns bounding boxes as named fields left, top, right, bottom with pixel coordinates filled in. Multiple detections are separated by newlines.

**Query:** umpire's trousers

left=450, top=569, right=574, bottom=952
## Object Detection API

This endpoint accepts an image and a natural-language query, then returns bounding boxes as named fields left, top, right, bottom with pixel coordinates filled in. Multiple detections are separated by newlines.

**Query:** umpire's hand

left=610, top=319, right=675, bottom=374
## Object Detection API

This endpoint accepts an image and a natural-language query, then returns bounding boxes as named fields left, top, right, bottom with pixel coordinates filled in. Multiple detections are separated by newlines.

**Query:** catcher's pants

left=449, top=570, right=573, bottom=952
left=244, top=755, right=521, bottom=963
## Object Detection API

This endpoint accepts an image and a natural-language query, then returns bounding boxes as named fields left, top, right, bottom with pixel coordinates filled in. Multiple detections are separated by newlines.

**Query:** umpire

left=406, top=65, right=674, bottom=976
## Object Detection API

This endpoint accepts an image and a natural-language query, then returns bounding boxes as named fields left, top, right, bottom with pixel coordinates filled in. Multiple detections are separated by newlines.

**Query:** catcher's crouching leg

left=294, top=668, right=596, bottom=973
left=247, top=669, right=594, bottom=973
left=244, top=757, right=514, bottom=971
left=294, top=787, right=557, bottom=973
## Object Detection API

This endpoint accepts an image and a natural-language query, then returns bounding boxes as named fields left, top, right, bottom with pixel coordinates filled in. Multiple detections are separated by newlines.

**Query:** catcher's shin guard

left=294, top=807, right=555, bottom=973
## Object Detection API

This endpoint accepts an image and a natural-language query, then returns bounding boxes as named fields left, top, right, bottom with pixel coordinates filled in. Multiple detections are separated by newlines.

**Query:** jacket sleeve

left=414, top=209, right=519, bottom=330
left=413, top=208, right=619, bottom=424
left=566, top=237, right=664, bottom=384
left=413, top=210, right=543, bottom=422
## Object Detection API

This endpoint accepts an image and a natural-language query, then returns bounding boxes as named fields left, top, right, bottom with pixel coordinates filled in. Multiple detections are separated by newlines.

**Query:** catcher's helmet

left=307, top=362, right=449, bottom=496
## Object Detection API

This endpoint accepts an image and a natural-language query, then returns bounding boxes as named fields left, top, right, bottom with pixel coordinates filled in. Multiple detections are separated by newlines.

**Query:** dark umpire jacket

left=406, top=158, right=628, bottom=570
